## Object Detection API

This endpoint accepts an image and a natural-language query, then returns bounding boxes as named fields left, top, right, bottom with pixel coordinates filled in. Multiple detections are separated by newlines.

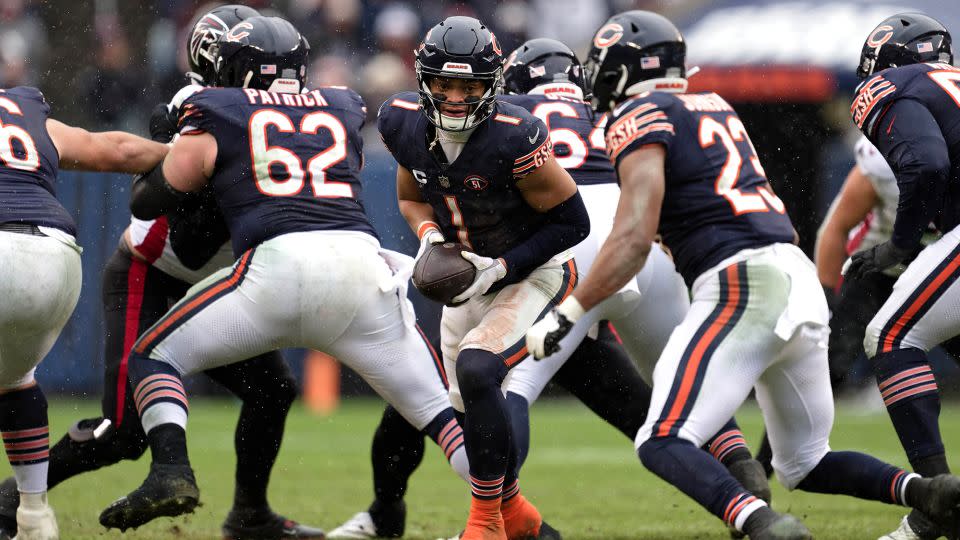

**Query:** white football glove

left=450, top=251, right=507, bottom=304
left=526, top=296, right=585, bottom=359
left=415, top=225, right=445, bottom=264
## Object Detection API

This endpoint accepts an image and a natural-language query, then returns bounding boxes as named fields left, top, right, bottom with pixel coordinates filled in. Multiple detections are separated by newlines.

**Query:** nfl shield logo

left=439, top=176, right=450, bottom=188
left=640, top=57, right=661, bottom=70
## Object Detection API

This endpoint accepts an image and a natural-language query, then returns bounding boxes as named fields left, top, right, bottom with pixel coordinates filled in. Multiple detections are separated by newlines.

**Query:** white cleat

left=328, top=512, right=379, bottom=539
left=878, top=516, right=922, bottom=540
left=13, top=504, right=58, bottom=540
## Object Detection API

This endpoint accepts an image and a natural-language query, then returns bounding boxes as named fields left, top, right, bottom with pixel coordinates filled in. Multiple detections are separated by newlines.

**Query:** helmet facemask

left=417, top=64, right=502, bottom=132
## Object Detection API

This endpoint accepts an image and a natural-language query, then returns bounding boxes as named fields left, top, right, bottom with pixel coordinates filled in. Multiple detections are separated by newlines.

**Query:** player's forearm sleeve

left=874, top=99, right=951, bottom=252
left=496, top=191, right=590, bottom=289
left=129, top=163, right=189, bottom=220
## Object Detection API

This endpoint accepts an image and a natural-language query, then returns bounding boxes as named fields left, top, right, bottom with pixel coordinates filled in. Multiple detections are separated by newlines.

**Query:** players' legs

left=0, top=232, right=82, bottom=539
left=443, top=259, right=575, bottom=540
left=202, top=351, right=327, bottom=538
left=41, top=247, right=174, bottom=503
left=552, top=323, right=650, bottom=439
left=636, top=261, right=783, bottom=536
left=100, top=240, right=314, bottom=530
left=828, top=271, right=896, bottom=390
left=761, top=322, right=960, bottom=536
left=864, top=227, right=960, bottom=478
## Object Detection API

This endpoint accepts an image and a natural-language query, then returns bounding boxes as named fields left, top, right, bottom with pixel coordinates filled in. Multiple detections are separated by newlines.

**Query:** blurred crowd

left=0, top=0, right=704, bottom=133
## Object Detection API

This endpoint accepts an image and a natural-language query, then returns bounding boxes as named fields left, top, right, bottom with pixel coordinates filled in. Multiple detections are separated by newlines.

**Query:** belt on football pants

left=0, top=222, right=43, bottom=236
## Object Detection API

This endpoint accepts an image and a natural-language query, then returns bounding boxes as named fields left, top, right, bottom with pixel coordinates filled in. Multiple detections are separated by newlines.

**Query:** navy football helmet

left=503, top=38, right=586, bottom=96
left=214, top=16, right=310, bottom=93
left=857, top=12, right=953, bottom=79
left=415, top=16, right=503, bottom=131
left=186, top=4, right=260, bottom=85
left=583, top=11, right=686, bottom=112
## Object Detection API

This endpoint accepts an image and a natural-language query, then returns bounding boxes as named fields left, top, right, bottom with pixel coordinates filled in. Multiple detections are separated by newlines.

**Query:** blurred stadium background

left=9, top=0, right=958, bottom=399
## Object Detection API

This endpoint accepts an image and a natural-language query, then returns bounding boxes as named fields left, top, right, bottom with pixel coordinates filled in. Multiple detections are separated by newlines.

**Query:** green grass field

left=7, top=398, right=960, bottom=539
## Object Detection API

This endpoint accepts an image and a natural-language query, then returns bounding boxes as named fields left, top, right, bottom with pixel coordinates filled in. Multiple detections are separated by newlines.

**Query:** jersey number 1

left=699, top=115, right=784, bottom=215
left=249, top=109, right=352, bottom=198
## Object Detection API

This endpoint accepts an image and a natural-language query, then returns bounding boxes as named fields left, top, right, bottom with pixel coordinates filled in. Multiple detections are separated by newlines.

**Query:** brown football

left=412, top=242, right=477, bottom=305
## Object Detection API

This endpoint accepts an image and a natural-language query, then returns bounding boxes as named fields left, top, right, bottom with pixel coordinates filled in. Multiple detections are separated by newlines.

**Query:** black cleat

left=535, top=520, right=562, bottom=540
left=748, top=514, right=812, bottom=540
left=912, top=474, right=960, bottom=540
left=730, top=458, right=773, bottom=504
left=0, top=476, right=18, bottom=539
left=727, top=459, right=774, bottom=539
left=98, top=463, right=199, bottom=531
left=222, top=508, right=326, bottom=540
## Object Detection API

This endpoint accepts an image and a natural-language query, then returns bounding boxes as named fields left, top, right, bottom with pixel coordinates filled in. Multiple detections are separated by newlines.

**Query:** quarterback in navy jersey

left=0, top=85, right=167, bottom=539
left=844, top=12, right=960, bottom=540
left=528, top=10, right=960, bottom=539
left=379, top=16, right=589, bottom=540
left=99, top=16, right=471, bottom=534
left=329, top=38, right=764, bottom=539
left=0, top=7, right=326, bottom=540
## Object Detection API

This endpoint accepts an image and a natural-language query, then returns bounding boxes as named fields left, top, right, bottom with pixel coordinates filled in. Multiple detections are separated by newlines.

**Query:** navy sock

left=148, top=424, right=188, bottom=465
left=456, top=349, right=510, bottom=493
left=638, top=437, right=763, bottom=529
left=371, top=405, right=425, bottom=504
left=126, top=353, right=189, bottom=419
left=505, top=392, right=530, bottom=476
left=423, top=407, right=463, bottom=466
left=796, top=451, right=915, bottom=505
left=0, top=385, right=50, bottom=493
left=702, top=418, right=751, bottom=467
left=873, top=348, right=947, bottom=473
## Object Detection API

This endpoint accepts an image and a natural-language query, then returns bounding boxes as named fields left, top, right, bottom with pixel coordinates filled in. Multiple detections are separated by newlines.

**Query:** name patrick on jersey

left=243, top=88, right=330, bottom=107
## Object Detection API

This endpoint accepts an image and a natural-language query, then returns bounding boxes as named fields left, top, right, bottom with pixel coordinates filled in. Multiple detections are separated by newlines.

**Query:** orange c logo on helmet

left=491, top=33, right=502, bottom=56
left=594, top=23, right=624, bottom=49
left=867, top=25, right=895, bottom=48
left=226, top=21, right=253, bottom=42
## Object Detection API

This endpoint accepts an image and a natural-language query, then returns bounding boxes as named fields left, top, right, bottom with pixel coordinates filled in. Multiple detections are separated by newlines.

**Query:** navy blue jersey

left=179, top=87, right=376, bottom=256
left=378, top=92, right=553, bottom=258
left=852, top=63, right=960, bottom=241
left=0, top=87, right=74, bottom=235
left=607, top=91, right=796, bottom=285
left=500, top=92, right=613, bottom=185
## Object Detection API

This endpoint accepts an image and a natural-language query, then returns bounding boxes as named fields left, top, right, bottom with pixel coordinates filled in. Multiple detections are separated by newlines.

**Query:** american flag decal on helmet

left=641, top=57, right=661, bottom=70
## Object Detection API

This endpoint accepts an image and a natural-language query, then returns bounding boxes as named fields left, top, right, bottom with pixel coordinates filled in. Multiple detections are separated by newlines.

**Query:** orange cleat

left=501, top=494, right=542, bottom=540
left=460, top=497, right=506, bottom=540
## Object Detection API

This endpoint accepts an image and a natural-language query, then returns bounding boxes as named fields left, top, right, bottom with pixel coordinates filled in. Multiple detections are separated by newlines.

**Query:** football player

left=0, top=87, right=166, bottom=539
left=96, top=16, right=469, bottom=533
left=329, top=37, right=770, bottom=540
left=501, top=39, right=769, bottom=511
left=528, top=10, right=960, bottom=539
left=378, top=16, right=590, bottom=540
left=755, top=136, right=950, bottom=478
left=846, top=12, right=960, bottom=540
left=0, top=6, right=328, bottom=540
